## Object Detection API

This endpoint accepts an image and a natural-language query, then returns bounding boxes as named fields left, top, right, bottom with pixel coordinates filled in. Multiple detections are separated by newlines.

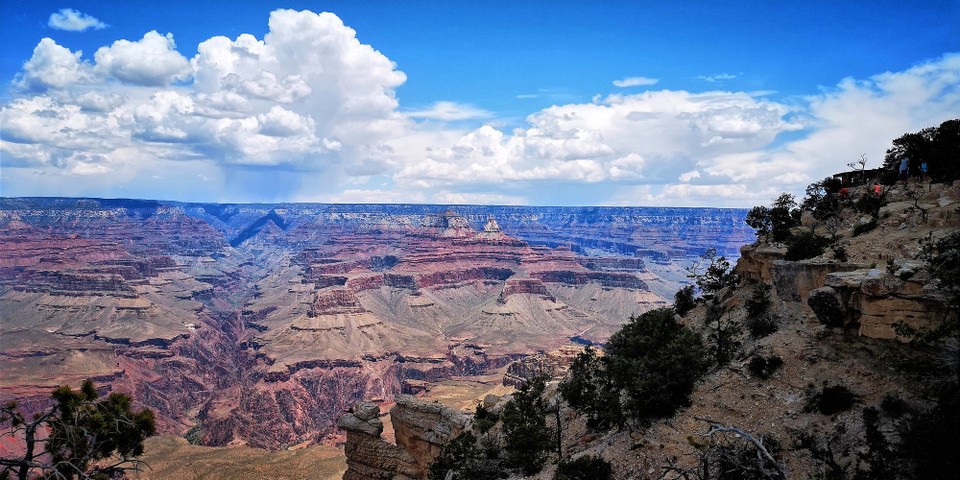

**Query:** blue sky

left=1, top=1, right=958, bottom=206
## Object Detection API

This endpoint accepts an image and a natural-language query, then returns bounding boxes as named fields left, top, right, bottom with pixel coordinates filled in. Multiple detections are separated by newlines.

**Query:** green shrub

left=785, top=231, right=830, bottom=261
left=854, top=194, right=886, bottom=219
left=803, top=177, right=844, bottom=222
left=554, top=455, right=612, bottom=480
left=703, top=300, right=741, bottom=366
left=831, top=244, right=848, bottom=262
left=674, top=285, right=696, bottom=317
left=746, top=194, right=801, bottom=242
left=883, top=119, right=960, bottom=183
left=561, top=308, right=709, bottom=430
left=473, top=402, right=499, bottom=434
left=746, top=313, right=779, bottom=338
left=1, top=379, right=156, bottom=480
left=691, top=249, right=738, bottom=294
left=558, top=346, right=620, bottom=431
left=747, top=354, right=783, bottom=379
left=805, top=384, right=859, bottom=415
left=744, top=283, right=777, bottom=339
left=501, top=377, right=553, bottom=475
left=745, top=283, right=771, bottom=319
left=880, top=394, right=908, bottom=419
left=428, top=431, right=500, bottom=480
left=607, top=308, right=710, bottom=426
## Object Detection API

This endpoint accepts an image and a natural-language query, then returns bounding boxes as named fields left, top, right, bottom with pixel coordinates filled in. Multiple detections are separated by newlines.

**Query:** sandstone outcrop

left=338, top=396, right=469, bottom=480
left=770, top=259, right=864, bottom=304
left=735, top=181, right=960, bottom=341
left=817, top=267, right=953, bottom=339
left=735, top=243, right=787, bottom=282
left=744, top=254, right=954, bottom=340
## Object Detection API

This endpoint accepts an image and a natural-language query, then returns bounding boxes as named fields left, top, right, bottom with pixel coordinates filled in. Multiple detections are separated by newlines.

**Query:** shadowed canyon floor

left=0, top=198, right=751, bottom=451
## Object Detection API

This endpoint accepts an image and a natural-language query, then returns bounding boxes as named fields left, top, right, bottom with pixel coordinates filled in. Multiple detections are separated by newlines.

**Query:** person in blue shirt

left=899, top=157, right=910, bottom=181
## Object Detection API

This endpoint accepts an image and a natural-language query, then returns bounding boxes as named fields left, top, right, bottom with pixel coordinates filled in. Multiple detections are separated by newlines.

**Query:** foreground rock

left=338, top=396, right=469, bottom=480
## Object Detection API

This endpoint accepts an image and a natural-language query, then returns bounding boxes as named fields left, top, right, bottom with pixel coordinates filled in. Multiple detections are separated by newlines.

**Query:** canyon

left=337, top=180, right=960, bottom=479
left=0, top=198, right=752, bottom=450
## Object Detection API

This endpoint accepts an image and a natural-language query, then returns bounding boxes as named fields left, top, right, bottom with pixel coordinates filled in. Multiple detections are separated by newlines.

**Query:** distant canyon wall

left=0, top=198, right=751, bottom=449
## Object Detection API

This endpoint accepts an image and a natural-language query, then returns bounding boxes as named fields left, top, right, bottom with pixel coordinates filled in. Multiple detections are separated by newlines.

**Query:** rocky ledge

left=338, top=396, right=469, bottom=480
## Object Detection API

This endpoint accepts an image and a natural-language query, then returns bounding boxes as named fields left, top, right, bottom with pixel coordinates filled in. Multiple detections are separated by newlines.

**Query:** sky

left=1, top=1, right=958, bottom=207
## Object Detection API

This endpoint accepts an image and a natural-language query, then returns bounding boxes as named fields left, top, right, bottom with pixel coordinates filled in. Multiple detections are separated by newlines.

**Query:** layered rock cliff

left=0, top=198, right=747, bottom=449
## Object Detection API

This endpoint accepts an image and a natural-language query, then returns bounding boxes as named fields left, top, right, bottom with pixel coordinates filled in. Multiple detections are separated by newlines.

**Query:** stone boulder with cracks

left=338, top=396, right=470, bottom=480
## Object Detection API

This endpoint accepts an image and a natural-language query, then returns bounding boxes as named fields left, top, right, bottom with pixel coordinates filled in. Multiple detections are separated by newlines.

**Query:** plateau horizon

left=0, top=195, right=754, bottom=210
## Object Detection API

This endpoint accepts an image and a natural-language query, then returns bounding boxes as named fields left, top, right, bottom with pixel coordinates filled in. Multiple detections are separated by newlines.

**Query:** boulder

left=338, top=396, right=470, bottom=480
left=808, top=287, right=847, bottom=328
left=735, top=243, right=786, bottom=283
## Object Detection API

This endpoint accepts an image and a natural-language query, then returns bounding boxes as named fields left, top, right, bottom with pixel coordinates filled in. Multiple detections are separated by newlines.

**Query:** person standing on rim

left=899, top=157, right=910, bottom=181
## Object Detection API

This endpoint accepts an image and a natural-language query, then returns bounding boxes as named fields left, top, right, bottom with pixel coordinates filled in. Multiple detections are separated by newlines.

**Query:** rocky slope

left=337, top=179, right=959, bottom=479
left=0, top=198, right=749, bottom=450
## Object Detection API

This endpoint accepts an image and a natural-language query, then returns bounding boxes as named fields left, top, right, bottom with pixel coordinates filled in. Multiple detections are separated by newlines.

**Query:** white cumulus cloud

left=14, top=38, right=94, bottom=91
left=392, top=89, right=800, bottom=192
left=406, top=101, right=492, bottom=121
left=613, top=76, right=659, bottom=87
left=94, top=31, right=191, bottom=86
left=48, top=8, right=107, bottom=32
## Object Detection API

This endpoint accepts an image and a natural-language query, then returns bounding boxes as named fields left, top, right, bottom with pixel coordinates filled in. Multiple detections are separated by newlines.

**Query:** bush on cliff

left=673, top=284, right=696, bottom=317
left=747, top=354, right=783, bottom=379
left=745, top=283, right=771, bottom=319
left=473, top=401, right=499, bottom=434
left=746, top=193, right=801, bottom=242
left=745, top=283, right=779, bottom=338
left=555, top=455, right=612, bottom=480
left=428, top=430, right=500, bottom=480
left=0, top=379, right=156, bottom=480
left=501, top=376, right=554, bottom=475
left=685, top=248, right=738, bottom=298
left=804, top=383, right=859, bottom=416
left=784, top=231, right=831, bottom=261
left=557, top=346, right=620, bottom=431
left=703, top=299, right=741, bottom=366
left=560, top=308, right=709, bottom=430
left=803, top=177, right=844, bottom=224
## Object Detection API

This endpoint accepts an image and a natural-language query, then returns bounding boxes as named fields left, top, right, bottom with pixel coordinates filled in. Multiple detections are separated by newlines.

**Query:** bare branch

left=695, top=417, right=788, bottom=479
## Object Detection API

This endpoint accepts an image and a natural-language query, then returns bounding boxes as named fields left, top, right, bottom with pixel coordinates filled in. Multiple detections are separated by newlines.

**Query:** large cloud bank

left=2, top=9, right=958, bottom=206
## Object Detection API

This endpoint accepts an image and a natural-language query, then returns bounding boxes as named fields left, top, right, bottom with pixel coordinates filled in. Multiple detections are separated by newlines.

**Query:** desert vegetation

left=0, top=380, right=155, bottom=480
left=429, top=377, right=559, bottom=479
